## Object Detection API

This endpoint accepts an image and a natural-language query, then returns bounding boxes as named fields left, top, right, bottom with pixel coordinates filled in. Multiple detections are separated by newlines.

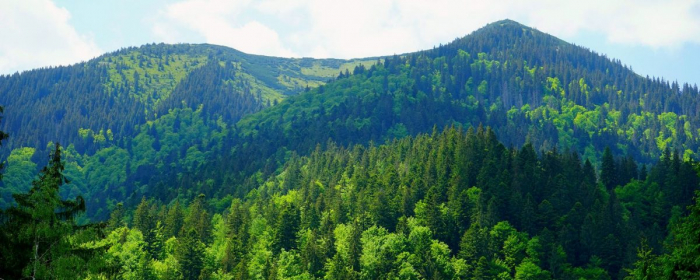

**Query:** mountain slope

left=2, top=19, right=700, bottom=280
left=235, top=19, right=699, bottom=163
left=0, top=43, right=376, bottom=157
left=3, top=19, right=700, bottom=216
left=0, top=43, right=376, bottom=208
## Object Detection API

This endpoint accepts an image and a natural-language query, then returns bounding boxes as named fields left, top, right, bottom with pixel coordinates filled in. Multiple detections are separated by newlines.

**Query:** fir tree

left=601, top=147, right=617, bottom=190
left=177, top=229, right=205, bottom=279
left=0, top=143, right=95, bottom=279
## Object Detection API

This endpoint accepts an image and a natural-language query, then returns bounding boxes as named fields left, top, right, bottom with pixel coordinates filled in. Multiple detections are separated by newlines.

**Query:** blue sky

left=2, top=0, right=699, bottom=86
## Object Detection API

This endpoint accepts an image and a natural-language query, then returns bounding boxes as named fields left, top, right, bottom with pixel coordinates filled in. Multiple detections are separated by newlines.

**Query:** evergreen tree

left=624, top=240, right=661, bottom=280
left=0, top=106, right=7, bottom=178
left=664, top=191, right=700, bottom=279
left=177, top=228, right=205, bottom=279
left=601, top=147, right=617, bottom=190
left=0, top=143, right=97, bottom=279
left=164, top=200, right=184, bottom=238
left=275, top=203, right=300, bottom=252
left=106, top=202, right=125, bottom=232
left=182, top=194, right=211, bottom=242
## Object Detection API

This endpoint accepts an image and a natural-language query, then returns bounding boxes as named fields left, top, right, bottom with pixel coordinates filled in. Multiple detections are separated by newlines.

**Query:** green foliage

left=103, top=227, right=150, bottom=279
left=2, top=125, right=697, bottom=279
left=624, top=240, right=661, bottom=280
left=515, top=260, right=551, bottom=280
left=4, top=18, right=700, bottom=228
left=0, top=147, right=37, bottom=207
left=178, top=229, right=206, bottom=279
left=74, top=126, right=700, bottom=279
left=101, top=49, right=208, bottom=109
left=0, top=144, right=107, bottom=278
left=0, top=43, right=371, bottom=193
left=3, top=20, right=700, bottom=280
left=664, top=191, right=700, bottom=279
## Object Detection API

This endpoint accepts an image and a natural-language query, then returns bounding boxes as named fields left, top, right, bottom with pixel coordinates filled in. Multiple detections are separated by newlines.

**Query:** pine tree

left=182, top=194, right=211, bottom=242
left=177, top=229, right=205, bottom=279
left=665, top=191, right=700, bottom=279
left=601, top=147, right=617, bottom=190
left=0, top=143, right=93, bottom=279
left=624, top=240, right=661, bottom=280
left=164, top=200, right=184, bottom=238
left=0, top=106, right=8, bottom=179
left=106, top=202, right=125, bottom=232
left=458, top=224, right=488, bottom=270
left=134, top=197, right=154, bottom=235
left=275, top=203, right=300, bottom=252
left=133, top=196, right=161, bottom=258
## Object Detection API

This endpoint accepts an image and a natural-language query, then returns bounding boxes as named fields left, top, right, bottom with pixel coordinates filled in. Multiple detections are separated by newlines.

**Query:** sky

left=1, top=0, right=699, bottom=86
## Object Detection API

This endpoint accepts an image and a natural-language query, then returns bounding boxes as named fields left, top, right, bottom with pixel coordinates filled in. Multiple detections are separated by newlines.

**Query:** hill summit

left=1, top=19, right=700, bottom=280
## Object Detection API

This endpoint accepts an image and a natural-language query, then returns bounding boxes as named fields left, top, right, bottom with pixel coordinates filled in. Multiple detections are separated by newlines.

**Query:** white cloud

left=154, top=0, right=700, bottom=59
left=512, top=0, right=700, bottom=48
left=0, top=0, right=102, bottom=74
left=0, top=0, right=697, bottom=76
left=154, top=0, right=296, bottom=57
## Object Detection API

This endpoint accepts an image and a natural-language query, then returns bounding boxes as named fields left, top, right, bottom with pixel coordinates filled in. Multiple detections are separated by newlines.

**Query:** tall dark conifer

left=601, top=147, right=617, bottom=190
left=177, top=229, right=205, bottom=279
left=0, top=106, right=7, bottom=178
left=0, top=143, right=95, bottom=279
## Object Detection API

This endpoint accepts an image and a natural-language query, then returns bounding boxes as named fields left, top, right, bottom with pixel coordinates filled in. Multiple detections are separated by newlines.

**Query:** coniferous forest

left=1, top=20, right=700, bottom=279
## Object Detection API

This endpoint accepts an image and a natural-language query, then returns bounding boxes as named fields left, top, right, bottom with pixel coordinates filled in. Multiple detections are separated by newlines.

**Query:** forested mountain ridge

left=234, top=19, right=700, bottom=165
left=2, top=19, right=698, bottom=215
left=0, top=43, right=375, bottom=156
left=2, top=19, right=700, bottom=279
left=196, top=19, right=700, bottom=204
left=0, top=43, right=375, bottom=209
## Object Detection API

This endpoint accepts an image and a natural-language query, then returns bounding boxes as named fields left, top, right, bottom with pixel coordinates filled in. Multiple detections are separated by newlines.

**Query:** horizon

left=1, top=0, right=699, bottom=86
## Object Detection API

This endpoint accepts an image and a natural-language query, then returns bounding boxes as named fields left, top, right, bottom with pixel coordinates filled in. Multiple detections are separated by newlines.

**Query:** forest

left=2, top=20, right=700, bottom=218
left=1, top=19, right=700, bottom=279
left=1, top=125, right=699, bottom=279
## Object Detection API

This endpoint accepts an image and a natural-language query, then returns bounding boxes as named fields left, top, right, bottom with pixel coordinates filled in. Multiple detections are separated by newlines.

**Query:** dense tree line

left=221, top=20, right=700, bottom=192
left=2, top=19, right=700, bottom=279
left=0, top=43, right=359, bottom=159
left=5, top=20, right=700, bottom=223
left=110, top=127, right=700, bottom=279
left=4, top=126, right=698, bottom=279
left=0, top=45, right=349, bottom=211
left=155, top=60, right=267, bottom=122
left=0, top=43, right=378, bottom=214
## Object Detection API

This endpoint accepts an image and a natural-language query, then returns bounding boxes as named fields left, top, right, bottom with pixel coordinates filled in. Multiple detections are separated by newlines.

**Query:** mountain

left=1, top=19, right=700, bottom=279
left=0, top=43, right=376, bottom=209
left=234, top=19, right=700, bottom=164
left=2, top=19, right=698, bottom=215
left=189, top=19, right=700, bottom=201
left=0, top=43, right=375, bottom=156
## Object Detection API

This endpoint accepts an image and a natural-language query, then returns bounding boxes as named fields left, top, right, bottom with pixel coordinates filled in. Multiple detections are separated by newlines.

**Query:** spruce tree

left=164, top=200, right=184, bottom=238
left=0, top=106, right=7, bottom=178
left=182, top=194, right=211, bottom=242
left=0, top=143, right=91, bottom=278
left=177, top=228, right=205, bottom=279
left=106, top=202, right=125, bottom=232
left=601, top=147, right=617, bottom=190
left=665, top=191, right=700, bottom=278
left=275, top=203, right=300, bottom=252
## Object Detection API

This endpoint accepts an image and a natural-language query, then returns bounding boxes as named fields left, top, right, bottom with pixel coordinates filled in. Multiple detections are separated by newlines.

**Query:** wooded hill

left=0, top=44, right=375, bottom=209
left=1, top=19, right=700, bottom=279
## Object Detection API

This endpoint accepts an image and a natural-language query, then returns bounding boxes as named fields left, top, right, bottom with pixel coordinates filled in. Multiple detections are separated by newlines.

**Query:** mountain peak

left=490, top=19, right=528, bottom=27
left=468, top=19, right=547, bottom=39
left=442, top=18, right=569, bottom=58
